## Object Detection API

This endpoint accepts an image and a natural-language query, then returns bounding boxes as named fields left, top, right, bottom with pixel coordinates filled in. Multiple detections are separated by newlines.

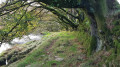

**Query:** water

left=11, top=34, right=42, bottom=44
left=0, top=43, right=12, bottom=54
left=6, top=59, right=8, bottom=65
left=0, top=34, right=42, bottom=54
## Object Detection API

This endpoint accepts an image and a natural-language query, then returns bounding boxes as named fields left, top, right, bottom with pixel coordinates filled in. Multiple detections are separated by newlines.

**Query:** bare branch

left=0, top=1, right=35, bottom=16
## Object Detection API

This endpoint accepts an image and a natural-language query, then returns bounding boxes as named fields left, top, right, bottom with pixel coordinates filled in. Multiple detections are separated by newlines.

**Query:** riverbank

left=1, top=31, right=86, bottom=67
left=0, top=31, right=119, bottom=67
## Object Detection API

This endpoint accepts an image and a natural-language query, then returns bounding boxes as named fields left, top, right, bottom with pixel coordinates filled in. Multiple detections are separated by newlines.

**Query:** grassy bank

left=7, top=31, right=91, bottom=67
left=6, top=31, right=119, bottom=67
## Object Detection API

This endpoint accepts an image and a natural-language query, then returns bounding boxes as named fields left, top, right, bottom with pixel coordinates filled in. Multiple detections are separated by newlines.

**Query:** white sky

left=0, top=0, right=5, bottom=4
left=117, top=0, right=120, bottom=4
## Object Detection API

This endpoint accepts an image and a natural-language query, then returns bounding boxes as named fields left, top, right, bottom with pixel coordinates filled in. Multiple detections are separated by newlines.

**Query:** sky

left=0, top=0, right=5, bottom=4
left=118, top=0, right=120, bottom=4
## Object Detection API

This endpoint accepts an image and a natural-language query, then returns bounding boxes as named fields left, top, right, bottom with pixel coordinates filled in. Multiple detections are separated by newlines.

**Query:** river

left=0, top=34, right=43, bottom=54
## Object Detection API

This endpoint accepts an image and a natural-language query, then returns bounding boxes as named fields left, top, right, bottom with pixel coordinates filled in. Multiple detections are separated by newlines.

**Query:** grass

left=7, top=31, right=120, bottom=67
left=8, top=31, right=92, bottom=67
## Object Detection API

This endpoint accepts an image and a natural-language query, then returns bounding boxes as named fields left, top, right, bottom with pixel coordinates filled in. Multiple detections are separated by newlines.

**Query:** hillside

left=0, top=31, right=118, bottom=67
left=0, top=31, right=86, bottom=67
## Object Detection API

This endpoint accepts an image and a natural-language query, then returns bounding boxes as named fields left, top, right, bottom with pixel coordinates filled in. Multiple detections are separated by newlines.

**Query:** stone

left=55, top=57, right=64, bottom=61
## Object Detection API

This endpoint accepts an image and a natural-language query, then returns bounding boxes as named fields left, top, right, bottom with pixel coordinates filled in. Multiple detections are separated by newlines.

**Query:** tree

left=0, top=0, right=120, bottom=54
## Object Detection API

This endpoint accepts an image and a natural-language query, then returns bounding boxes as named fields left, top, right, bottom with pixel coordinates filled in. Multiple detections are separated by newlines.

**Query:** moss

left=112, top=19, right=120, bottom=55
left=0, top=57, right=6, bottom=65
left=112, top=20, right=120, bottom=37
left=69, top=45, right=78, bottom=52
left=87, top=36, right=97, bottom=55
left=43, top=61, right=61, bottom=67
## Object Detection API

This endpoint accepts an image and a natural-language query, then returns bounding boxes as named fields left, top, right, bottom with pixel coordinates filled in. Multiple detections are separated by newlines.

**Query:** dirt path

left=45, top=39, right=56, bottom=52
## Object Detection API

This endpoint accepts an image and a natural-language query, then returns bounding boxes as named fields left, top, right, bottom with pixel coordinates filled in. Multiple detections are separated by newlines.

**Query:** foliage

left=112, top=19, right=120, bottom=55
left=0, top=8, right=39, bottom=42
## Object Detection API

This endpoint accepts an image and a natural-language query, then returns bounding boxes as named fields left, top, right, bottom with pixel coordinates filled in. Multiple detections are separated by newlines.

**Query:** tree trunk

left=87, top=13, right=98, bottom=54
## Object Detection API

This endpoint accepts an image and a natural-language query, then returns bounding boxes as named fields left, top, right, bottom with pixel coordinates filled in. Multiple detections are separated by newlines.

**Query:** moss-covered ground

left=0, top=31, right=119, bottom=67
left=7, top=31, right=88, bottom=67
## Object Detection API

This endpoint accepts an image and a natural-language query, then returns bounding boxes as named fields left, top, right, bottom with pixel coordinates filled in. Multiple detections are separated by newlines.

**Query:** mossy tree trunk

left=94, top=0, right=113, bottom=49
left=86, top=0, right=115, bottom=54
left=39, top=0, right=115, bottom=52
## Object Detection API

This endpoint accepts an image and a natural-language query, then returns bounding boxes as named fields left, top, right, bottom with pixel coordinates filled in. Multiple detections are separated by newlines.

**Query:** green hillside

left=0, top=31, right=116, bottom=67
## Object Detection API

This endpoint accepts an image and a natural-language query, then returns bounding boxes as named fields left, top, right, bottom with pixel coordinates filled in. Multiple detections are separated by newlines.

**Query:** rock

left=77, top=56, right=82, bottom=61
left=55, top=57, right=64, bottom=61
left=42, top=63, right=44, bottom=64
left=41, top=55, right=45, bottom=57
left=118, top=36, right=120, bottom=40
left=59, top=46, right=64, bottom=48
left=0, top=43, right=36, bottom=66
